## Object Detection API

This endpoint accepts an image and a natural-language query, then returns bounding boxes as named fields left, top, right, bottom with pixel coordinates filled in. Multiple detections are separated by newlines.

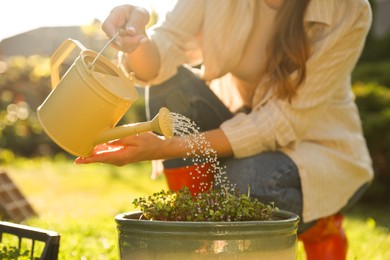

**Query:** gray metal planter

left=115, top=210, right=299, bottom=260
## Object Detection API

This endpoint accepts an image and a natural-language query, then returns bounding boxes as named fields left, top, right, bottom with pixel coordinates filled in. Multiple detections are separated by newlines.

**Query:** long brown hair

left=265, top=0, right=311, bottom=101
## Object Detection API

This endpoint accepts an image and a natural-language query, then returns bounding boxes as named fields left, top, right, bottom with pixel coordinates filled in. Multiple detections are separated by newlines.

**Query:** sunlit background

left=1, top=0, right=172, bottom=40
left=0, top=1, right=389, bottom=259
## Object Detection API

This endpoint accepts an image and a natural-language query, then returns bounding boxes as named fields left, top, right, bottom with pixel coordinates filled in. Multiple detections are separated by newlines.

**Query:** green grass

left=344, top=204, right=390, bottom=260
left=2, top=156, right=166, bottom=259
left=1, top=157, right=389, bottom=259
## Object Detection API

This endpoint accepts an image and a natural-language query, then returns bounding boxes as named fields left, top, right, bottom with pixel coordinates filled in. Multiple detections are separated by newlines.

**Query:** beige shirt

left=148, top=0, right=374, bottom=222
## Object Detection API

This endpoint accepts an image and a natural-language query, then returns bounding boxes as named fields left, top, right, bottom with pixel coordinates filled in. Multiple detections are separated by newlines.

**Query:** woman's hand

left=102, top=5, right=160, bottom=81
left=102, top=5, right=150, bottom=53
left=74, top=129, right=233, bottom=167
left=74, top=132, right=167, bottom=167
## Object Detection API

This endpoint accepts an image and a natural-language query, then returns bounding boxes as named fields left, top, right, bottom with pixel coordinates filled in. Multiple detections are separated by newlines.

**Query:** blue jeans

left=146, top=66, right=369, bottom=233
left=221, top=151, right=369, bottom=232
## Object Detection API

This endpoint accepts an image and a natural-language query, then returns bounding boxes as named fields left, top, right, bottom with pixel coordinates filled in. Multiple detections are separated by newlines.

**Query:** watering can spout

left=149, top=107, right=174, bottom=138
left=94, top=107, right=174, bottom=145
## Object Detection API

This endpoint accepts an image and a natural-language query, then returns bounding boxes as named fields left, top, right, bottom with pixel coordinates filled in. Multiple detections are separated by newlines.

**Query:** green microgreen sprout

left=132, top=186, right=278, bottom=222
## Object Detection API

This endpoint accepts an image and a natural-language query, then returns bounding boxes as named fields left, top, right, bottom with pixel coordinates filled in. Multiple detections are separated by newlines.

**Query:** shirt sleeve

left=221, top=101, right=297, bottom=158
left=147, top=0, right=205, bottom=85
left=221, top=2, right=372, bottom=159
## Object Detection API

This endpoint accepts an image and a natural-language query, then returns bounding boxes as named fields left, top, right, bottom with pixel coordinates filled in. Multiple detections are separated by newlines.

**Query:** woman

left=76, top=1, right=373, bottom=258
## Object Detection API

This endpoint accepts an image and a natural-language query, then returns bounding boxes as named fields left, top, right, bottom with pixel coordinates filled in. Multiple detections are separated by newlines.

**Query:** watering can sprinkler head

left=93, top=107, right=174, bottom=147
left=151, top=107, right=174, bottom=138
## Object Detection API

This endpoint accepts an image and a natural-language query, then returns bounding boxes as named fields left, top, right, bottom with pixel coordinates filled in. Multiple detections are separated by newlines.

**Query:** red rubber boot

left=299, top=214, right=348, bottom=260
left=163, top=163, right=214, bottom=196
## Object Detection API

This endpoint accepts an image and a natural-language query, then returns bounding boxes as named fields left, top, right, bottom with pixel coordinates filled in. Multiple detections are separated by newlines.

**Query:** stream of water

left=171, top=112, right=235, bottom=193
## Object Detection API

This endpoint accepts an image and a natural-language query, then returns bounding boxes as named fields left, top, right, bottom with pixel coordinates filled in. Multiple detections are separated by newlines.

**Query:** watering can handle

left=50, top=39, right=86, bottom=89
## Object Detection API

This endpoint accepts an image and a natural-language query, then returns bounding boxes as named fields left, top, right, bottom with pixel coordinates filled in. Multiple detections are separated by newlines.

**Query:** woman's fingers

left=102, top=5, right=150, bottom=52
left=74, top=143, right=124, bottom=164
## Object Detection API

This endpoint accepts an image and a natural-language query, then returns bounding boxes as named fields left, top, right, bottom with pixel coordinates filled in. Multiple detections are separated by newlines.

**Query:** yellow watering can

left=37, top=38, right=173, bottom=157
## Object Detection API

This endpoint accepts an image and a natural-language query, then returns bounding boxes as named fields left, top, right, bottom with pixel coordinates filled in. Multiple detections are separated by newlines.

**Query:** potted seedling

left=116, top=187, right=299, bottom=260
left=115, top=113, right=300, bottom=259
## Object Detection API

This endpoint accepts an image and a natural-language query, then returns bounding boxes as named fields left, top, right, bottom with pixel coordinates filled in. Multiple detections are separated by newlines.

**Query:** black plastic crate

left=0, top=221, right=60, bottom=260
